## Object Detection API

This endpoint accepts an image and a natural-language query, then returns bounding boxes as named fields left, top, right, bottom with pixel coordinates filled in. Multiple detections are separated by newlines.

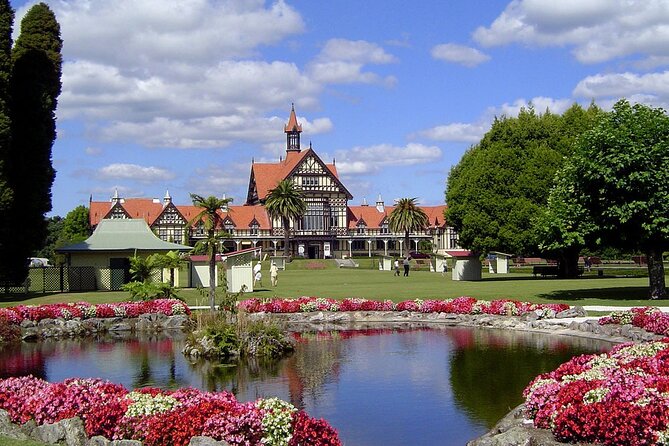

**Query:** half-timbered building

left=89, top=106, right=459, bottom=258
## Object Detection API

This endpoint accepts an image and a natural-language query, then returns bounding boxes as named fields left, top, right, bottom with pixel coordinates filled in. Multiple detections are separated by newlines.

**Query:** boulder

left=556, top=306, right=586, bottom=318
left=0, top=409, right=31, bottom=440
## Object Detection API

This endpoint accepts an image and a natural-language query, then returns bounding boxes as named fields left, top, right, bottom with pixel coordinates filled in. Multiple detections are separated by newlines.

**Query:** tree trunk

left=404, top=231, right=410, bottom=258
left=557, top=247, right=580, bottom=279
left=647, top=248, right=667, bottom=299
left=209, top=231, right=217, bottom=311
left=283, top=217, right=290, bottom=257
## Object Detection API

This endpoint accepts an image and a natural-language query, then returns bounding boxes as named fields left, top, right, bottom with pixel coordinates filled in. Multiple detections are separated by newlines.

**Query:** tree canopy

left=264, top=179, right=306, bottom=257
left=445, top=104, right=601, bottom=260
left=190, top=194, right=233, bottom=311
left=388, top=197, right=428, bottom=257
left=545, top=100, right=669, bottom=298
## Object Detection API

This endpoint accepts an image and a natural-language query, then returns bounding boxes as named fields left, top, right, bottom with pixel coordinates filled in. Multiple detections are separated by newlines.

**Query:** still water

left=0, top=327, right=613, bottom=445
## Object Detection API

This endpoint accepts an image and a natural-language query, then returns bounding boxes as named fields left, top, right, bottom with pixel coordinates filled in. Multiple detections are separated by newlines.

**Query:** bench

left=533, top=265, right=559, bottom=277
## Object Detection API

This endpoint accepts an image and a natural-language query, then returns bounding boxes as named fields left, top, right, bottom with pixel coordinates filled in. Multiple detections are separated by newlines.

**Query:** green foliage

left=202, top=318, right=239, bottom=357
left=128, top=254, right=157, bottom=282
left=388, top=197, right=429, bottom=257
left=122, top=281, right=179, bottom=301
left=190, top=193, right=233, bottom=311
left=240, top=319, right=294, bottom=358
left=2, top=2, right=61, bottom=283
left=59, top=205, right=90, bottom=243
left=446, top=103, right=601, bottom=257
left=264, top=179, right=306, bottom=256
left=546, top=99, right=669, bottom=298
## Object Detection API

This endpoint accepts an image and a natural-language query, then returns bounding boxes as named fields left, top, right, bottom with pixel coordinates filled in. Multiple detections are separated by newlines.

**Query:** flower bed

left=0, top=376, right=341, bottom=446
left=523, top=338, right=669, bottom=445
left=0, top=299, right=190, bottom=325
left=600, top=306, right=669, bottom=336
left=239, top=296, right=569, bottom=317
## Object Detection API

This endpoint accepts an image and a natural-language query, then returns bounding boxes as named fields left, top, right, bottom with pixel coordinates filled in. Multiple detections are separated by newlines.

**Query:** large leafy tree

left=190, top=194, right=233, bottom=310
left=388, top=198, right=429, bottom=258
left=264, top=179, right=306, bottom=257
left=4, top=2, right=61, bottom=282
left=445, top=104, right=600, bottom=271
left=547, top=100, right=669, bottom=298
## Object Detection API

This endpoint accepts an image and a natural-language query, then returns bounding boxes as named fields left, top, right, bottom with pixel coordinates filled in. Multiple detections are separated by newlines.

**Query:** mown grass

left=0, top=258, right=664, bottom=309
left=0, top=437, right=45, bottom=446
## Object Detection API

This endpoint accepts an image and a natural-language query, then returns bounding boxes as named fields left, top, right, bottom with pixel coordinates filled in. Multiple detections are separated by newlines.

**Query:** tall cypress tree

left=0, top=0, right=14, bottom=284
left=5, top=2, right=62, bottom=282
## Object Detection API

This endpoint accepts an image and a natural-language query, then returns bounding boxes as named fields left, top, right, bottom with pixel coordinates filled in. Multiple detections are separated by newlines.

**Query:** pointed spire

left=285, top=103, right=302, bottom=153
left=309, top=141, right=312, bottom=150
left=163, top=190, right=172, bottom=207
left=111, top=188, right=120, bottom=206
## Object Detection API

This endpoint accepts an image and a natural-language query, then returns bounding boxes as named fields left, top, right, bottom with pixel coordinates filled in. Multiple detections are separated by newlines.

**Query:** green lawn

left=0, top=437, right=45, bottom=446
left=0, top=259, right=664, bottom=308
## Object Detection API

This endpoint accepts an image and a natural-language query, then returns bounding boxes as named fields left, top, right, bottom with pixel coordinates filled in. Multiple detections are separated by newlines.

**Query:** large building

left=89, top=106, right=460, bottom=258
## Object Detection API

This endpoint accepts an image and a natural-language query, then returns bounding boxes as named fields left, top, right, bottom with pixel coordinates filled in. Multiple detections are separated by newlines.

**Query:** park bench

left=532, top=265, right=559, bottom=277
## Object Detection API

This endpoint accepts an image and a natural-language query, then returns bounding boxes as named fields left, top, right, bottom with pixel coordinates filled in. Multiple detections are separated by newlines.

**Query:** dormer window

left=193, top=221, right=205, bottom=236
left=224, top=221, right=235, bottom=234
left=250, top=223, right=259, bottom=236
left=357, top=222, right=366, bottom=235
left=109, top=207, right=127, bottom=219
left=380, top=222, right=389, bottom=234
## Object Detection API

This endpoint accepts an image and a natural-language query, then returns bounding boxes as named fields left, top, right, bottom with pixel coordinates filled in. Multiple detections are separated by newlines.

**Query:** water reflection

left=0, top=326, right=614, bottom=446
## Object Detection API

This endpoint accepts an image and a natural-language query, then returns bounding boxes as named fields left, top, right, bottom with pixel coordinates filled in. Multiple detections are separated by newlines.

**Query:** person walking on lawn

left=403, top=257, right=410, bottom=277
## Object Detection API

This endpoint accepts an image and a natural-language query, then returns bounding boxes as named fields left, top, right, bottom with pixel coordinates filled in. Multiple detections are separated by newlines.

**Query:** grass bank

left=1, top=258, right=664, bottom=309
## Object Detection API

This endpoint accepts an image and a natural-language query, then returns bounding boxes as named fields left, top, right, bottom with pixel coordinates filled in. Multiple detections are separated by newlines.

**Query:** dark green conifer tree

left=4, top=3, right=61, bottom=282
left=0, top=0, right=14, bottom=284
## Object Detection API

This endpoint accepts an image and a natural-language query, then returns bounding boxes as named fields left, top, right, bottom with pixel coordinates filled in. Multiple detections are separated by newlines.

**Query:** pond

left=0, top=326, right=614, bottom=445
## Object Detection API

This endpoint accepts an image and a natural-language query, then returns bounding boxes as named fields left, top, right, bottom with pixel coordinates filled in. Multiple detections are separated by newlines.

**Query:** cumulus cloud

left=431, top=43, right=490, bottom=67
left=473, top=0, right=669, bottom=64
left=417, top=96, right=574, bottom=144
left=335, top=143, right=442, bottom=175
left=573, top=71, right=669, bottom=99
left=98, top=163, right=176, bottom=183
left=308, top=38, right=397, bottom=85
left=414, top=122, right=488, bottom=143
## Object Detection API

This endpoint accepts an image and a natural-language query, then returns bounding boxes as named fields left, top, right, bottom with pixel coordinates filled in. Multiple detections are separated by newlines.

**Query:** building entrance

left=308, top=245, right=320, bottom=259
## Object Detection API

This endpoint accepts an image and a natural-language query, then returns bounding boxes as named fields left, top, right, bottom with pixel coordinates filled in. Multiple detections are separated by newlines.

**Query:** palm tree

left=388, top=198, right=429, bottom=258
left=264, top=179, right=306, bottom=257
left=189, top=194, right=233, bottom=311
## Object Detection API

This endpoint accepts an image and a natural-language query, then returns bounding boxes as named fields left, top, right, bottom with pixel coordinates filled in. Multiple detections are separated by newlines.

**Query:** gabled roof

left=57, top=219, right=192, bottom=252
left=90, top=199, right=167, bottom=226
left=347, top=205, right=388, bottom=229
left=422, top=205, right=448, bottom=228
left=248, top=148, right=351, bottom=202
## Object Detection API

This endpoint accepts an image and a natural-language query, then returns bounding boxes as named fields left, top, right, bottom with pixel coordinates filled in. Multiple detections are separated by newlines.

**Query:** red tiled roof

left=284, top=105, right=302, bottom=133
left=89, top=199, right=165, bottom=226
left=251, top=148, right=342, bottom=201
left=347, top=205, right=388, bottom=229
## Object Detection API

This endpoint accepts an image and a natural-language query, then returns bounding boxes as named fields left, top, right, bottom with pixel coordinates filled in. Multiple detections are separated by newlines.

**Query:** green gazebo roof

left=57, top=219, right=192, bottom=252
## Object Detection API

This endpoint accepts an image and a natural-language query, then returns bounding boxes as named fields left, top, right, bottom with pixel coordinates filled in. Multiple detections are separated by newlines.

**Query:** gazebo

left=57, top=219, right=191, bottom=290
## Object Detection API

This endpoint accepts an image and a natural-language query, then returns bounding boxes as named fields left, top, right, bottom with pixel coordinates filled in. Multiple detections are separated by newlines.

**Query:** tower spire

left=284, top=103, right=302, bottom=153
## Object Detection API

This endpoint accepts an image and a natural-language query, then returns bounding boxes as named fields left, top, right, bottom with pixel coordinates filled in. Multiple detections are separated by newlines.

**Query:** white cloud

left=98, top=163, right=176, bottom=183
left=335, top=143, right=442, bottom=175
left=417, top=96, right=574, bottom=144
left=308, top=38, right=397, bottom=85
left=573, top=71, right=669, bottom=100
left=414, top=122, right=488, bottom=143
left=186, top=163, right=249, bottom=199
left=431, top=43, right=490, bottom=67
left=473, top=0, right=669, bottom=64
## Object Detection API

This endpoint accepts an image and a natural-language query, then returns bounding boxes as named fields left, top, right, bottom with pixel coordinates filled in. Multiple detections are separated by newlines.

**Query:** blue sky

left=10, top=0, right=669, bottom=216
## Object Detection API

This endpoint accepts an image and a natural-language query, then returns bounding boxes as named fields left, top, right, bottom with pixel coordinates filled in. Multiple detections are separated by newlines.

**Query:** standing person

left=403, top=257, right=410, bottom=277
left=253, top=261, right=262, bottom=287
left=441, top=261, right=448, bottom=277
left=270, top=261, right=279, bottom=287
left=394, top=258, right=400, bottom=276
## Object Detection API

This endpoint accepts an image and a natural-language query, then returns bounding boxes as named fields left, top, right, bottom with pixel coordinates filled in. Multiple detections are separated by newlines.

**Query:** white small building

left=488, top=251, right=513, bottom=274
left=445, top=250, right=482, bottom=281
left=225, top=247, right=261, bottom=293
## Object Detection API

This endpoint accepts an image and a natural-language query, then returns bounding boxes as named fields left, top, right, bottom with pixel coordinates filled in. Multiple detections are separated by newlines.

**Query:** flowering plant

left=523, top=339, right=669, bottom=445
left=239, top=296, right=568, bottom=318
left=600, top=306, right=669, bottom=335
left=0, top=376, right=340, bottom=446
left=0, top=299, right=190, bottom=325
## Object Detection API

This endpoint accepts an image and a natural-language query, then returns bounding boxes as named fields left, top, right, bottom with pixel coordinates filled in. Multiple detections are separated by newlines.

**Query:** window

left=301, top=176, right=318, bottom=187
left=250, top=223, right=259, bottom=236
left=380, top=222, right=389, bottom=234
left=357, top=223, right=366, bottom=235
left=301, top=199, right=330, bottom=231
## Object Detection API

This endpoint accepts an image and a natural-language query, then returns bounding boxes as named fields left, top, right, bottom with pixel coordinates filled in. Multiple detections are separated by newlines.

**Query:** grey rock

left=34, top=419, right=66, bottom=444
left=188, top=435, right=231, bottom=445
left=163, top=314, right=189, bottom=329
left=61, top=417, right=88, bottom=446
left=88, top=436, right=111, bottom=445
left=0, top=409, right=31, bottom=440
left=109, top=322, right=132, bottom=331
left=556, top=306, right=586, bottom=318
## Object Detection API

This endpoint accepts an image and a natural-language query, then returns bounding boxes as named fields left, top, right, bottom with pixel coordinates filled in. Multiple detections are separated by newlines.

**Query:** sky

left=9, top=0, right=669, bottom=216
